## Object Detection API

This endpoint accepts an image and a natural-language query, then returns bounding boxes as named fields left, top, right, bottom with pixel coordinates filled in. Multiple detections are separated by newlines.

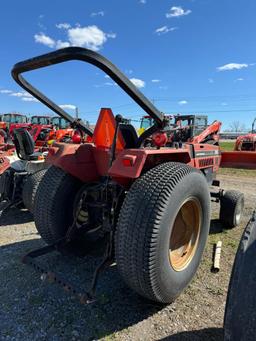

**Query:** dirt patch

left=0, top=171, right=255, bottom=340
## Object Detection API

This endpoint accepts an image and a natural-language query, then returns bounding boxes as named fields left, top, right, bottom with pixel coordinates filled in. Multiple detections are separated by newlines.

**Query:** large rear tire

left=224, top=213, right=256, bottom=341
left=22, top=169, right=47, bottom=213
left=34, top=166, right=82, bottom=244
left=115, top=162, right=211, bottom=303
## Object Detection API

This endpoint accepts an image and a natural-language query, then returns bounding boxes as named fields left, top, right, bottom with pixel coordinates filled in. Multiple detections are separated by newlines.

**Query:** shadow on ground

left=159, top=327, right=223, bottom=340
left=210, top=219, right=225, bottom=235
left=0, top=237, right=164, bottom=340
left=0, top=206, right=33, bottom=226
left=0, top=212, right=226, bottom=340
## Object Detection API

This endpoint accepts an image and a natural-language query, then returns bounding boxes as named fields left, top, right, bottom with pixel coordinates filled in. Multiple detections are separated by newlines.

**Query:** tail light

left=152, top=132, right=168, bottom=147
left=72, top=133, right=81, bottom=144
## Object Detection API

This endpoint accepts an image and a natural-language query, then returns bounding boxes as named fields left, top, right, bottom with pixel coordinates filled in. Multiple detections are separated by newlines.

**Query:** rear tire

left=22, top=169, right=47, bottom=213
left=115, top=162, right=211, bottom=303
left=224, top=213, right=256, bottom=340
left=220, top=190, right=244, bottom=228
left=34, top=166, right=82, bottom=244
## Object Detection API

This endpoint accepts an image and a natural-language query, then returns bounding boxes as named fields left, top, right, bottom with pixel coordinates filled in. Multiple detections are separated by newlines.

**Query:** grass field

left=219, top=168, right=256, bottom=177
left=219, top=141, right=235, bottom=151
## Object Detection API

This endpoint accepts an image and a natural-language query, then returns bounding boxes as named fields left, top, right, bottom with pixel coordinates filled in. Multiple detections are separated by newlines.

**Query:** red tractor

left=12, top=47, right=244, bottom=304
left=0, top=127, right=47, bottom=213
left=29, top=116, right=75, bottom=147
left=0, top=113, right=30, bottom=141
left=221, top=118, right=256, bottom=169
left=31, top=115, right=52, bottom=128
left=139, top=114, right=221, bottom=147
left=234, top=118, right=256, bottom=151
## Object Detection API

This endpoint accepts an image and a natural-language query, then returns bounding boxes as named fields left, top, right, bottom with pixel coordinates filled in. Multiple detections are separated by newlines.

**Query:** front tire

left=220, top=190, right=244, bottom=228
left=115, top=162, right=211, bottom=303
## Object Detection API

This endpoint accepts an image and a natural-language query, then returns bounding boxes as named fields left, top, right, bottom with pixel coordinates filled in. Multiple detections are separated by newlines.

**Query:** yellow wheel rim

left=169, top=197, right=202, bottom=272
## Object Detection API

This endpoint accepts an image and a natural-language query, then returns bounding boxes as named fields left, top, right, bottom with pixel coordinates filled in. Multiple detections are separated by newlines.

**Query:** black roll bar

left=12, top=47, right=165, bottom=137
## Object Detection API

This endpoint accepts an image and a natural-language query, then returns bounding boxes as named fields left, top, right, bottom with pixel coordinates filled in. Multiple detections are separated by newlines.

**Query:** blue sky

left=0, top=0, right=255, bottom=129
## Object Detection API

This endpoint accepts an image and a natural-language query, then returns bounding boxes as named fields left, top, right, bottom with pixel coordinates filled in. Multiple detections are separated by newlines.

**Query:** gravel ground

left=0, top=170, right=255, bottom=341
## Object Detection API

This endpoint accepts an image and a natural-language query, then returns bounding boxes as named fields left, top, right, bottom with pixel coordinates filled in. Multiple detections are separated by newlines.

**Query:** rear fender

left=46, top=142, right=100, bottom=182
left=109, top=147, right=193, bottom=185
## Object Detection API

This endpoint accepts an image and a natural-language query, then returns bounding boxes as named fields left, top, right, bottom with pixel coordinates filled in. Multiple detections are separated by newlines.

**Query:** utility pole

left=75, top=106, right=79, bottom=119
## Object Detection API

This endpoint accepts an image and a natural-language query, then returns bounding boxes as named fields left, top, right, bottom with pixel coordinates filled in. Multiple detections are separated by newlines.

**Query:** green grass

left=220, top=141, right=235, bottom=151
left=219, top=168, right=256, bottom=177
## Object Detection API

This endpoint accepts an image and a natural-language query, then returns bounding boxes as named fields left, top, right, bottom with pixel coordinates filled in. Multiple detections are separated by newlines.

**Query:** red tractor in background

left=221, top=118, right=256, bottom=169
left=30, top=116, right=82, bottom=147
left=173, top=115, right=220, bottom=145
left=31, top=115, right=52, bottom=128
left=0, top=127, right=47, bottom=213
left=234, top=118, right=256, bottom=151
left=0, top=113, right=30, bottom=142
left=139, top=114, right=221, bottom=146
left=12, top=47, right=244, bottom=305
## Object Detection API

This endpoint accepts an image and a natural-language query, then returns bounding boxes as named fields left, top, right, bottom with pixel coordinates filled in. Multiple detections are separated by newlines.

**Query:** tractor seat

left=119, top=124, right=138, bottom=148
left=13, top=128, right=40, bottom=161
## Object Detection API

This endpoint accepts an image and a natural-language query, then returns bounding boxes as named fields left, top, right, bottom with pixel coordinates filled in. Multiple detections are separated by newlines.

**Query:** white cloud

left=155, top=26, right=177, bottom=35
left=208, top=78, right=214, bottom=83
left=90, top=11, right=105, bottom=17
left=217, top=63, right=249, bottom=71
left=235, top=78, right=244, bottom=81
left=106, top=32, right=117, bottom=39
left=139, top=0, right=147, bottom=4
left=125, top=69, right=133, bottom=75
left=21, top=97, right=38, bottom=102
left=56, top=40, right=70, bottom=49
left=59, top=104, right=76, bottom=110
left=130, top=78, right=145, bottom=88
left=67, top=25, right=116, bottom=51
left=151, top=79, right=161, bottom=83
left=56, top=23, right=71, bottom=29
left=159, top=85, right=168, bottom=90
left=22, top=92, right=34, bottom=98
left=38, top=14, right=46, bottom=31
left=104, top=75, right=110, bottom=79
left=34, top=33, right=56, bottom=48
left=104, top=82, right=115, bottom=86
left=221, top=102, right=228, bottom=106
left=11, top=91, right=38, bottom=102
left=34, top=25, right=116, bottom=51
left=10, top=92, right=25, bottom=97
left=0, top=89, right=12, bottom=94
left=166, top=6, right=191, bottom=18
left=178, top=100, right=188, bottom=105
left=0, top=89, right=38, bottom=103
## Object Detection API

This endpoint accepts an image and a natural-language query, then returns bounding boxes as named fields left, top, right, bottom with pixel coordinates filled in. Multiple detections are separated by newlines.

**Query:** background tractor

left=12, top=47, right=244, bottom=304
left=139, top=114, right=221, bottom=147
left=0, top=128, right=47, bottom=213
left=234, top=117, right=256, bottom=151
left=31, top=115, right=52, bottom=127
left=221, top=118, right=256, bottom=169
left=0, top=113, right=30, bottom=142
